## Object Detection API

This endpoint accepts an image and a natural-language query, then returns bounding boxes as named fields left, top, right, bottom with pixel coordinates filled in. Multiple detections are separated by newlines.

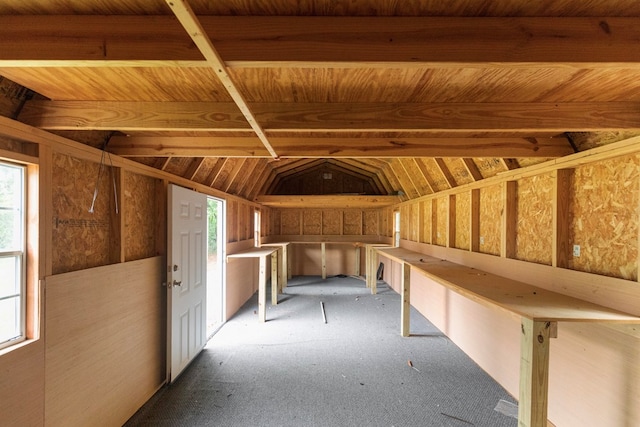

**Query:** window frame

left=0, top=160, right=28, bottom=352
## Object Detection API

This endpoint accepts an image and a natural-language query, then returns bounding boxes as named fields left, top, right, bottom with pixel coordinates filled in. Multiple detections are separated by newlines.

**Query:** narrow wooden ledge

left=256, top=194, right=400, bottom=208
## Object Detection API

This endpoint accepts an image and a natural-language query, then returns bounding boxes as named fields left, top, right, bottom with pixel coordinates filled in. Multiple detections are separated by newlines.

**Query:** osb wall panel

left=454, top=192, right=471, bottom=250
left=435, top=197, right=448, bottom=246
left=363, top=210, right=379, bottom=236
left=420, top=200, right=431, bottom=244
left=409, top=202, right=419, bottom=242
left=569, top=154, right=640, bottom=280
left=516, top=174, right=554, bottom=265
left=322, top=209, right=341, bottom=235
left=380, top=207, right=393, bottom=237
left=124, top=171, right=158, bottom=261
left=400, top=205, right=409, bottom=240
left=227, top=200, right=238, bottom=242
left=479, top=184, right=502, bottom=256
left=240, top=202, right=252, bottom=241
left=270, top=209, right=281, bottom=236
left=303, top=209, right=322, bottom=235
left=52, top=153, right=111, bottom=274
left=280, top=209, right=301, bottom=235
left=343, top=210, right=363, bottom=235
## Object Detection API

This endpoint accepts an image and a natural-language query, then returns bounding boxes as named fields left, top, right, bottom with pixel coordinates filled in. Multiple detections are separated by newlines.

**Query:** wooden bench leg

left=519, top=318, right=556, bottom=427
left=258, top=256, right=266, bottom=322
left=271, top=253, right=278, bottom=306
left=321, top=242, right=326, bottom=279
left=401, top=262, right=411, bottom=337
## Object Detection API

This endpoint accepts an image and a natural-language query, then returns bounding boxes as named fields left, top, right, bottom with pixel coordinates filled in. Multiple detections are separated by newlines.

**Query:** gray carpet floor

left=125, top=276, right=518, bottom=427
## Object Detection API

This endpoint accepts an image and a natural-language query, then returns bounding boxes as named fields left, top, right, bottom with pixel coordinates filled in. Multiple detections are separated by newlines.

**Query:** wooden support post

left=365, top=245, right=372, bottom=288
left=553, top=169, right=573, bottom=268
left=471, top=189, right=480, bottom=252
left=271, top=253, right=278, bottom=306
left=401, top=262, right=411, bottom=337
left=258, top=256, right=266, bottom=322
left=109, top=167, right=125, bottom=264
left=501, top=180, right=517, bottom=259
left=448, top=194, right=456, bottom=248
left=321, top=242, right=326, bottom=279
left=285, top=244, right=292, bottom=280
left=355, top=246, right=361, bottom=276
left=371, top=246, right=378, bottom=295
left=519, top=318, right=555, bottom=427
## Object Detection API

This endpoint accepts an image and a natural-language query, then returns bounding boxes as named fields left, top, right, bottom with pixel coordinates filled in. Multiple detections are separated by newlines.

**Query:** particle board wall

left=51, top=152, right=112, bottom=274
left=454, top=192, right=471, bottom=250
left=271, top=208, right=383, bottom=237
left=124, top=171, right=160, bottom=261
left=44, top=257, right=165, bottom=427
left=568, top=154, right=640, bottom=280
left=516, top=173, right=554, bottom=265
left=478, top=184, right=502, bottom=256
left=435, top=197, right=448, bottom=246
left=322, top=209, right=341, bottom=235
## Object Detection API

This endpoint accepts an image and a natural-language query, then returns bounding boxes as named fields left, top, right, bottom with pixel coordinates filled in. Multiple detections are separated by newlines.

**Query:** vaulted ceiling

left=1, top=0, right=640, bottom=206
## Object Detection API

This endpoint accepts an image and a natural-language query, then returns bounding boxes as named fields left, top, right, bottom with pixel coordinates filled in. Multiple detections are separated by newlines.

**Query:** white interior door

left=168, top=184, right=207, bottom=383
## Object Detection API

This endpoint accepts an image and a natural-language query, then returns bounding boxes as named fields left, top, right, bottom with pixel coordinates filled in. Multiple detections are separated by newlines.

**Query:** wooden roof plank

left=435, top=158, right=457, bottom=189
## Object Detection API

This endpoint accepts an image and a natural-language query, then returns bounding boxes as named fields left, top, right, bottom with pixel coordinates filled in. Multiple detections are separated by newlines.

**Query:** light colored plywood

left=436, top=197, right=448, bottom=246
left=124, top=171, right=158, bottom=261
left=280, top=209, right=301, bottom=235
left=516, top=174, right=554, bottom=265
left=343, top=210, right=363, bottom=236
left=322, top=209, right=341, bottom=235
left=455, top=191, right=471, bottom=250
left=479, top=184, right=503, bottom=256
left=569, top=154, right=640, bottom=280
left=44, top=257, right=165, bottom=427
left=363, top=210, right=379, bottom=236
left=303, top=209, right=322, bottom=235
left=409, top=202, right=419, bottom=242
left=51, top=152, right=112, bottom=274
left=420, top=200, right=431, bottom=244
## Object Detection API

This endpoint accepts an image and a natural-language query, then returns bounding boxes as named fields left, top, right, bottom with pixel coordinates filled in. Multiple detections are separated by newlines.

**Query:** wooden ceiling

left=1, top=0, right=640, bottom=205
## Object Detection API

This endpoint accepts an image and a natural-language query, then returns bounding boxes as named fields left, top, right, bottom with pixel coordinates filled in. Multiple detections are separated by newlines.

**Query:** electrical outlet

left=573, top=244, right=581, bottom=257
left=480, top=236, right=485, bottom=245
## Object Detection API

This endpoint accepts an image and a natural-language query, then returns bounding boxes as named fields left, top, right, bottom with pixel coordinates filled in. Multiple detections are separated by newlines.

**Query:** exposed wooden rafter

left=164, top=0, right=278, bottom=159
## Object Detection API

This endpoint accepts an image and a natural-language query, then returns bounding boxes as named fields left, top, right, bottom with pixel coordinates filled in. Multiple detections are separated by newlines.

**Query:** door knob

left=172, top=280, right=182, bottom=287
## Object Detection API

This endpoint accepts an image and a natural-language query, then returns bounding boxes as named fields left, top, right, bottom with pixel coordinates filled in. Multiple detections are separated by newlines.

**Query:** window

left=0, top=161, right=26, bottom=350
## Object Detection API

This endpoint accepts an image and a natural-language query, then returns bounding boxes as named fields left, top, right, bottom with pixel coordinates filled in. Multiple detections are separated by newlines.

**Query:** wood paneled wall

left=44, top=257, right=165, bottom=427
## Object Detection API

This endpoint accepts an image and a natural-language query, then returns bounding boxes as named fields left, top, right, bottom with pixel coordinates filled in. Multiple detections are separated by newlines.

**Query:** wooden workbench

left=227, top=247, right=279, bottom=322
left=260, top=242, right=291, bottom=292
left=277, top=241, right=373, bottom=280
left=375, top=247, right=640, bottom=427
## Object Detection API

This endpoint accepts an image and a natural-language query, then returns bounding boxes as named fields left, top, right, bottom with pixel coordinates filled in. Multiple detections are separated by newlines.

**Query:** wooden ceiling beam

left=165, top=0, right=278, bottom=159
left=184, top=157, right=205, bottom=181
left=2, top=16, right=640, bottom=68
left=21, top=101, right=640, bottom=132
left=255, top=195, right=400, bottom=209
left=108, top=135, right=573, bottom=158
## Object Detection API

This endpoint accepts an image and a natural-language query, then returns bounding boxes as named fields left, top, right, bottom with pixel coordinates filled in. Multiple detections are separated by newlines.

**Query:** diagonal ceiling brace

left=165, top=0, right=279, bottom=159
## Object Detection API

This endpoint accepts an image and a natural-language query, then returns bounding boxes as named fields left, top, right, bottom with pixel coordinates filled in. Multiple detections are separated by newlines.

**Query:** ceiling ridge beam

left=165, top=0, right=278, bottom=159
